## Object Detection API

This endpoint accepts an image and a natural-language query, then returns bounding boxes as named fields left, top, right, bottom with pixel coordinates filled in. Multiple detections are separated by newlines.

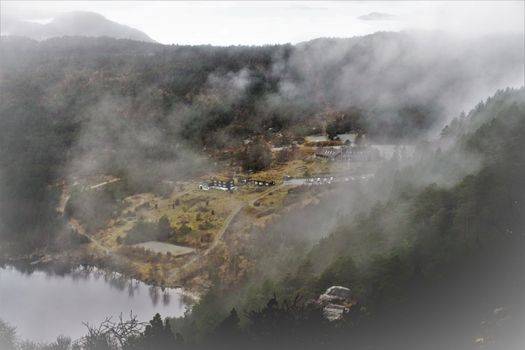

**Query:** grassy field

left=84, top=155, right=356, bottom=251
left=65, top=153, right=375, bottom=289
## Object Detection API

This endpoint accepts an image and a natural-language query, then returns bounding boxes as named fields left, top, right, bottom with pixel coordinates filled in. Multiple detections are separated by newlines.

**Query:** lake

left=0, top=265, right=188, bottom=343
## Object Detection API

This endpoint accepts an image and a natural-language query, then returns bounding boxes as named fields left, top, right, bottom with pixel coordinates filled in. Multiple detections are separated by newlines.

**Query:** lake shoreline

left=0, top=264, right=191, bottom=343
left=0, top=248, right=201, bottom=305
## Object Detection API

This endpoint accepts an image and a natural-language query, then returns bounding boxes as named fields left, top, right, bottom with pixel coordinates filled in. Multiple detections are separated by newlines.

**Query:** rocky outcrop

left=317, top=286, right=352, bottom=321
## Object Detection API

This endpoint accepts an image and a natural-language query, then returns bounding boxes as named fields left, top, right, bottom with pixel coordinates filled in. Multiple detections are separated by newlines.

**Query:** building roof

left=315, top=147, right=342, bottom=158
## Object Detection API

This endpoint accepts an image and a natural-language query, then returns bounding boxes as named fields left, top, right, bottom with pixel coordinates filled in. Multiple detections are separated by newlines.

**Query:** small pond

left=0, top=265, right=188, bottom=342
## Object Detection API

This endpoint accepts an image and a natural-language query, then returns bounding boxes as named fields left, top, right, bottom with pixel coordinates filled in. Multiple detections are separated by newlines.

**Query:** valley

left=48, top=141, right=388, bottom=296
left=0, top=6, right=523, bottom=347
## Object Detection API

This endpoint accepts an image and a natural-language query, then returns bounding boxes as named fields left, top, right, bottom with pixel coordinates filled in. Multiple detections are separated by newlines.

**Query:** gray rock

left=322, top=303, right=348, bottom=321
left=317, top=286, right=352, bottom=321
left=318, top=286, right=351, bottom=305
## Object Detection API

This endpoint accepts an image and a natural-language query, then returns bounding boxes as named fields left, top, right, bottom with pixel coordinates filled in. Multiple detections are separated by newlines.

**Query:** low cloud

left=358, top=12, right=398, bottom=21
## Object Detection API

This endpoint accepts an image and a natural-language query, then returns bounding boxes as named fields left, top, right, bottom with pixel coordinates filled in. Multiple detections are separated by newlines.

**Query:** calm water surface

left=0, top=265, right=187, bottom=342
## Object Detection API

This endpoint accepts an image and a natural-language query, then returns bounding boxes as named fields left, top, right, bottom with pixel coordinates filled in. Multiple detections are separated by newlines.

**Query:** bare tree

left=75, top=312, right=145, bottom=350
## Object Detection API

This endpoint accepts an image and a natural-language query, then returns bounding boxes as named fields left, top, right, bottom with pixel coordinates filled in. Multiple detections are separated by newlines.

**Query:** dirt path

left=249, top=184, right=286, bottom=208
left=179, top=185, right=284, bottom=276
left=204, top=203, right=243, bottom=256
left=64, top=182, right=288, bottom=289
left=70, top=218, right=111, bottom=255
left=57, top=193, right=70, bottom=214
left=178, top=203, right=243, bottom=275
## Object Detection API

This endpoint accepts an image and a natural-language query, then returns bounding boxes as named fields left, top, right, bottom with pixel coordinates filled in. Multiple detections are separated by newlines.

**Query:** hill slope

left=2, top=11, right=155, bottom=43
left=166, top=88, right=525, bottom=350
left=0, top=32, right=522, bottom=249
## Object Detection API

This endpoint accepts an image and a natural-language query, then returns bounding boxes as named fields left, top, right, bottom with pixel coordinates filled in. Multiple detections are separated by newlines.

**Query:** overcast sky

left=1, top=1, right=524, bottom=45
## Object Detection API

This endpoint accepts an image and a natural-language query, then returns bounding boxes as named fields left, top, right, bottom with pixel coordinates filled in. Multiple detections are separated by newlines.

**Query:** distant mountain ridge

left=1, top=11, right=155, bottom=43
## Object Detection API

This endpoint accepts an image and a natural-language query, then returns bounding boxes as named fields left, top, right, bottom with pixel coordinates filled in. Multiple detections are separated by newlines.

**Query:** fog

left=64, top=94, right=211, bottom=186
left=0, top=1, right=524, bottom=350
left=1, top=1, right=523, bottom=45
left=271, top=31, right=524, bottom=134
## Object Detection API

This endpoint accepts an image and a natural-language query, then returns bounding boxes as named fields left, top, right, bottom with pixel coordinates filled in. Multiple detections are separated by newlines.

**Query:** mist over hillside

left=167, top=87, right=525, bottom=350
left=0, top=30, right=523, bottom=244
left=0, top=22, right=524, bottom=350
left=1, top=11, right=155, bottom=42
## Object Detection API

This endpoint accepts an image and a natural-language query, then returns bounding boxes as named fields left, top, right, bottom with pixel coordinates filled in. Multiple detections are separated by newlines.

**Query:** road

left=89, top=178, right=120, bottom=190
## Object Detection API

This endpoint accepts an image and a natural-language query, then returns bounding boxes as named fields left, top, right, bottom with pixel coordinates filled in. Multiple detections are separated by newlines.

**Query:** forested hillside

left=167, top=88, right=525, bottom=350
left=1, top=86, right=523, bottom=350
left=1, top=1, right=524, bottom=348
left=1, top=11, right=155, bottom=42
left=0, top=32, right=522, bottom=249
